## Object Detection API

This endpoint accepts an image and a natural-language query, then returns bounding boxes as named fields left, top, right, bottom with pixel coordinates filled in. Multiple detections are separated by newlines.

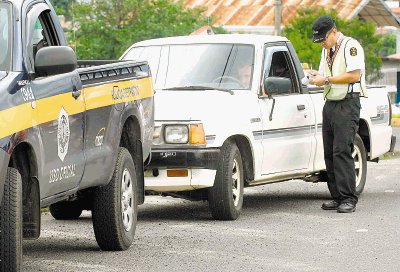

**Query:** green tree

left=69, top=0, right=216, bottom=60
left=50, top=0, right=75, bottom=19
left=379, top=33, right=396, bottom=56
left=282, top=8, right=383, bottom=83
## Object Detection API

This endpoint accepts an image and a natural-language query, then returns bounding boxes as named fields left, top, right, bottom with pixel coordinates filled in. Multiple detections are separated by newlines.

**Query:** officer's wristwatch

left=324, top=76, right=331, bottom=86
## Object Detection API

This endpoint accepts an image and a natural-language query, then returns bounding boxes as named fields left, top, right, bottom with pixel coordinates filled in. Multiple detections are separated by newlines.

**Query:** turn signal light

left=189, top=124, right=206, bottom=145
left=167, top=169, right=189, bottom=177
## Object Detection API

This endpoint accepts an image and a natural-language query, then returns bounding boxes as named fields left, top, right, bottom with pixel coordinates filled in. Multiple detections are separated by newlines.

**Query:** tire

left=354, top=134, right=367, bottom=196
left=92, top=147, right=137, bottom=251
left=208, top=141, right=244, bottom=220
left=49, top=201, right=83, bottom=220
left=0, top=167, right=22, bottom=272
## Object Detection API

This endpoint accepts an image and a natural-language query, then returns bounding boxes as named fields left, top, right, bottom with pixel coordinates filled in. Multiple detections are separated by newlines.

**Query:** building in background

left=184, top=0, right=400, bottom=101
left=181, top=0, right=400, bottom=34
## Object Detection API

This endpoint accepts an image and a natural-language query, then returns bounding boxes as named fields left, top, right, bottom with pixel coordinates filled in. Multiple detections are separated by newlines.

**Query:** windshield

left=0, top=2, right=12, bottom=71
left=125, top=43, right=255, bottom=91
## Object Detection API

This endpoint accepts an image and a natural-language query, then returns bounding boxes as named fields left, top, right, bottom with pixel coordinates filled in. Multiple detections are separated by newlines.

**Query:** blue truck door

left=25, top=6, right=86, bottom=198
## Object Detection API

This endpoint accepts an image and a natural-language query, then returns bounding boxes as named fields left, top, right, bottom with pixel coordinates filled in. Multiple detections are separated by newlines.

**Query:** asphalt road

left=23, top=159, right=400, bottom=272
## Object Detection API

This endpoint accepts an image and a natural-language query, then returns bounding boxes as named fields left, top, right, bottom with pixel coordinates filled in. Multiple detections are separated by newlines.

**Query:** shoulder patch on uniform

left=350, top=47, right=357, bottom=56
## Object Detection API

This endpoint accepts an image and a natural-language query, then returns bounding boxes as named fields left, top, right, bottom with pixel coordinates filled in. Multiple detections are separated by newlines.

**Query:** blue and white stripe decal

left=206, top=135, right=216, bottom=144
left=371, top=105, right=389, bottom=125
left=315, top=123, right=323, bottom=133
left=253, top=125, right=312, bottom=140
left=370, top=113, right=389, bottom=125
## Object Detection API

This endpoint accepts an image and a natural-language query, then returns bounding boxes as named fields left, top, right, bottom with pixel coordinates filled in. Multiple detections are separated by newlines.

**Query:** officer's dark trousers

left=322, top=94, right=360, bottom=204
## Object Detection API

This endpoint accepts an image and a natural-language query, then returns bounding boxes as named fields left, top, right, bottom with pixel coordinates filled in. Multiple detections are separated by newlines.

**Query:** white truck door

left=258, top=45, right=313, bottom=175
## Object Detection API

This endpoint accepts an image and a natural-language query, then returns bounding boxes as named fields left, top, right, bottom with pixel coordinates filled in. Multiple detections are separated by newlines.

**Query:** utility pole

left=274, top=0, right=282, bottom=36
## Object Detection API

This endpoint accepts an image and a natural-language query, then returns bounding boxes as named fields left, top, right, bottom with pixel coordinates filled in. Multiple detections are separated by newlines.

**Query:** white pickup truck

left=121, top=34, right=395, bottom=220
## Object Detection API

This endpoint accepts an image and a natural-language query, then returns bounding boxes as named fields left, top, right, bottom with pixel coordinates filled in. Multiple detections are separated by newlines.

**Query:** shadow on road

left=137, top=185, right=331, bottom=222
left=24, top=240, right=100, bottom=253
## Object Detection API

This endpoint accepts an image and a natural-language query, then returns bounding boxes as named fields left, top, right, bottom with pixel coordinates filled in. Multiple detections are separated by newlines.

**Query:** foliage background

left=51, top=0, right=223, bottom=60
left=379, top=33, right=396, bottom=56
left=282, top=8, right=384, bottom=83
left=51, top=1, right=395, bottom=84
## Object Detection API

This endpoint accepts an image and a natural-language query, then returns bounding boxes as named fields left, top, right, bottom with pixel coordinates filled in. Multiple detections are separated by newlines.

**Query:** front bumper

left=144, top=147, right=220, bottom=192
left=147, top=148, right=220, bottom=170
left=145, top=168, right=217, bottom=192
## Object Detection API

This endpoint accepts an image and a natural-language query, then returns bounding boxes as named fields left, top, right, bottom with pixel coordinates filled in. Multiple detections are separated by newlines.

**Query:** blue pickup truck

left=0, top=0, right=154, bottom=270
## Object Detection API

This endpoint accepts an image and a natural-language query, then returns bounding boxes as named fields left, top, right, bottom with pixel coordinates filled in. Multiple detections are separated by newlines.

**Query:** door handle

left=297, top=104, right=305, bottom=111
left=72, top=86, right=81, bottom=99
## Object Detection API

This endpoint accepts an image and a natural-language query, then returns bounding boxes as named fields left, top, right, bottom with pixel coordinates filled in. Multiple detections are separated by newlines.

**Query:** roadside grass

left=41, top=207, right=49, bottom=214
left=392, top=118, right=400, bottom=127
left=381, top=150, right=400, bottom=160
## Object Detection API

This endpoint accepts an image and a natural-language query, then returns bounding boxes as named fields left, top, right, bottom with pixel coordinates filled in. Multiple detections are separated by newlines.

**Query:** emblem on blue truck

left=57, top=107, right=70, bottom=162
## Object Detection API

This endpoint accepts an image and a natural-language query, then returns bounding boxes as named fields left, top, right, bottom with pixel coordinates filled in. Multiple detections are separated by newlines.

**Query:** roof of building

left=180, top=0, right=400, bottom=27
left=392, top=7, right=400, bottom=16
left=382, top=52, right=400, bottom=60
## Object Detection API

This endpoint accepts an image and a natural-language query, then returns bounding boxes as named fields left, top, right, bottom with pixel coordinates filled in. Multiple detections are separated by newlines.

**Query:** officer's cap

left=312, top=16, right=335, bottom=43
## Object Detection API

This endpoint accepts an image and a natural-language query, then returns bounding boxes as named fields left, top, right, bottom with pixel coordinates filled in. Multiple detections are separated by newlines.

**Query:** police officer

left=309, top=16, right=367, bottom=213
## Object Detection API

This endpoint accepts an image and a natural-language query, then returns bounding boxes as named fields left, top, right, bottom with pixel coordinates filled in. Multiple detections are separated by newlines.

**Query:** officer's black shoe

left=321, top=200, right=340, bottom=210
left=337, top=202, right=356, bottom=213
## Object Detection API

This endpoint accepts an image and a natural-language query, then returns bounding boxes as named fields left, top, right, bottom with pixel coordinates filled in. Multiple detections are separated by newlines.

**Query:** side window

left=31, top=20, right=46, bottom=61
left=262, top=45, right=301, bottom=96
left=268, top=51, right=297, bottom=94
left=139, top=46, right=161, bottom=83
left=26, top=8, right=60, bottom=73
left=123, top=47, right=144, bottom=60
left=123, top=46, right=161, bottom=85
left=0, top=4, right=11, bottom=71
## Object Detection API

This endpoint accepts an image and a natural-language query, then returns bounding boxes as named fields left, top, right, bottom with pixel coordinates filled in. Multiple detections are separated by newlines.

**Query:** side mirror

left=263, top=77, right=291, bottom=98
left=35, top=46, right=77, bottom=77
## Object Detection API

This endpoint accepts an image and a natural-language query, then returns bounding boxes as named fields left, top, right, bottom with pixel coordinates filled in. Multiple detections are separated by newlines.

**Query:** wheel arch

left=358, top=118, right=370, bottom=157
left=226, top=135, right=255, bottom=185
left=9, top=142, right=38, bottom=177
left=9, top=141, right=40, bottom=239
left=120, top=116, right=145, bottom=205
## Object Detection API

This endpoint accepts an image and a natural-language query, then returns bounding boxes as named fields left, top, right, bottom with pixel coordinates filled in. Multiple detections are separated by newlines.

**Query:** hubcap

left=352, top=145, right=362, bottom=187
left=231, top=158, right=241, bottom=207
left=121, top=168, right=133, bottom=232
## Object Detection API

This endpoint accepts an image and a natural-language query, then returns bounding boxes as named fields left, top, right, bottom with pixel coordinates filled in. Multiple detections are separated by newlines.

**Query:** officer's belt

left=349, top=81, right=361, bottom=94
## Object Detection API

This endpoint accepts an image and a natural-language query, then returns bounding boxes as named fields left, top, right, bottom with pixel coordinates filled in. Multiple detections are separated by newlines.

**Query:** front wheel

left=0, top=167, right=22, bottom=272
left=354, top=134, right=367, bottom=196
left=92, top=147, right=137, bottom=251
left=208, top=141, right=244, bottom=220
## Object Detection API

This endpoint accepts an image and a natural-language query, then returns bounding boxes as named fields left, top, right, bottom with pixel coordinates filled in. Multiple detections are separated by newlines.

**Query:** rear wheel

left=208, top=141, right=244, bottom=220
left=0, top=167, right=22, bottom=272
left=354, top=134, right=367, bottom=196
left=92, top=147, right=137, bottom=251
left=49, top=201, right=83, bottom=220
left=318, top=134, right=367, bottom=195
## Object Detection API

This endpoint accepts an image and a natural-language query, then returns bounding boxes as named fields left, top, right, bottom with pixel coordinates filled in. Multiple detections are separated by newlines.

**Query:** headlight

left=164, top=125, right=189, bottom=144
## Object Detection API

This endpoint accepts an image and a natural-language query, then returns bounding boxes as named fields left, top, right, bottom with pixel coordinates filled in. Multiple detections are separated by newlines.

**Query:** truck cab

left=0, top=1, right=154, bottom=270
left=121, top=34, right=394, bottom=220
